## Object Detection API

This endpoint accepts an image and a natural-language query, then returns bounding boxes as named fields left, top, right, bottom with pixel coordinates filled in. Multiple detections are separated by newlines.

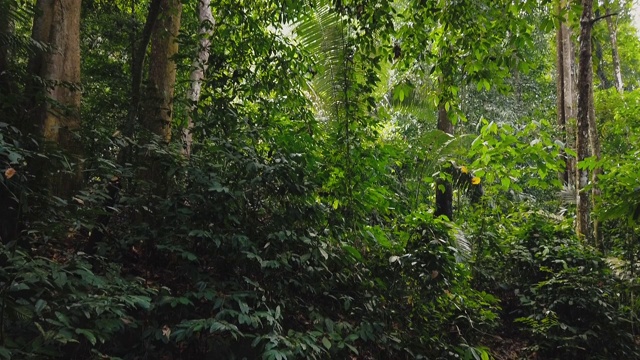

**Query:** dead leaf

left=4, top=167, right=16, bottom=179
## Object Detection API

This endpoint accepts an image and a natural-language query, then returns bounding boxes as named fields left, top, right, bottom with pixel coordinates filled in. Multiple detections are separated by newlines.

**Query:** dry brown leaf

left=4, top=167, right=16, bottom=179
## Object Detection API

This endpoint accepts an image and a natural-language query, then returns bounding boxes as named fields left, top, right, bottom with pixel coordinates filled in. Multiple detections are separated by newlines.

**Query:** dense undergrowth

left=2, top=124, right=640, bottom=359
left=3, top=0, right=640, bottom=359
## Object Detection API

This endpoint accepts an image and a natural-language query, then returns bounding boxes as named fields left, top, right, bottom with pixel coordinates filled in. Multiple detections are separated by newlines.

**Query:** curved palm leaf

left=293, top=1, right=348, bottom=121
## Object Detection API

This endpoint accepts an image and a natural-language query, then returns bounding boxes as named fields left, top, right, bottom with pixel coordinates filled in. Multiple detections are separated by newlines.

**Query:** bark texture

left=183, top=0, right=214, bottom=157
left=144, top=0, right=182, bottom=142
left=28, top=0, right=82, bottom=197
left=576, top=0, right=594, bottom=240
left=139, top=0, right=182, bottom=195
left=555, top=0, right=576, bottom=188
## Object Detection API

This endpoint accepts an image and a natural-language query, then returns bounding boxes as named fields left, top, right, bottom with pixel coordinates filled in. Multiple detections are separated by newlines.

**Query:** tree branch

left=591, top=12, right=617, bottom=24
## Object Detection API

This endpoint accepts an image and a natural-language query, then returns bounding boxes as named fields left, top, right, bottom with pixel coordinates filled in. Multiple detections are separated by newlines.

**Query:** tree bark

left=140, top=0, right=182, bottom=195
left=435, top=102, right=453, bottom=221
left=183, top=0, right=214, bottom=157
left=588, top=83, right=601, bottom=247
left=27, top=0, right=82, bottom=198
left=143, top=0, right=182, bottom=142
left=555, top=0, right=576, bottom=188
left=606, top=7, right=623, bottom=93
left=576, top=0, right=594, bottom=240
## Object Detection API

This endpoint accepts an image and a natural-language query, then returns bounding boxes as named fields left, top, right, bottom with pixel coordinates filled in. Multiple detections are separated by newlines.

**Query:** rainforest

left=1, top=0, right=640, bottom=359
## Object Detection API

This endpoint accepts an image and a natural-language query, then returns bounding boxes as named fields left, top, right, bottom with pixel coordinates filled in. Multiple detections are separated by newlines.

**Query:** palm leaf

left=293, top=0, right=357, bottom=123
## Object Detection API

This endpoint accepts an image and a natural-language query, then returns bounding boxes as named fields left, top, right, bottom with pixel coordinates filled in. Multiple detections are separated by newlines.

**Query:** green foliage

left=469, top=119, right=563, bottom=195
left=492, top=215, right=639, bottom=359
left=3, top=0, right=640, bottom=359
left=0, top=245, right=155, bottom=358
left=393, top=208, right=500, bottom=356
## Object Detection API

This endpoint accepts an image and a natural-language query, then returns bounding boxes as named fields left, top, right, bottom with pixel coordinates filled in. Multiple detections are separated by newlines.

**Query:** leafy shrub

left=497, top=215, right=639, bottom=359
left=0, top=245, right=155, bottom=359
left=388, top=208, right=500, bottom=358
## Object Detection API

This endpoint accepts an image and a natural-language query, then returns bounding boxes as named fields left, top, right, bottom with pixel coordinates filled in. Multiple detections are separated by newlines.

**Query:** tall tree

left=593, top=9, right=611, bottom=89
left=125, top=0, right=162, bottom=140
left=183, top=0, right=214, bottom=157
left=588, top=80, right=602, bottom=245
left=576, top=0, right=594, bottom=239
left=556, top=0, right=576, bottom=188
left=27, top=0, right=82, bottom=197
left=144, top=0, right=182, bottom=142
left=138, top=0, right=182, bottom=195
left=605, top=4, right=623, bottom=93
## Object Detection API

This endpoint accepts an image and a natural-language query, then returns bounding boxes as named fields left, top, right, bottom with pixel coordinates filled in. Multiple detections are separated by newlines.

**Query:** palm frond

left=293, top=0, right=355, bottom=122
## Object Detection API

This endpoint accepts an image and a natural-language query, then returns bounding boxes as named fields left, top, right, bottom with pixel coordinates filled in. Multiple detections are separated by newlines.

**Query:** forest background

left=2, top=0, right=640, bottom=359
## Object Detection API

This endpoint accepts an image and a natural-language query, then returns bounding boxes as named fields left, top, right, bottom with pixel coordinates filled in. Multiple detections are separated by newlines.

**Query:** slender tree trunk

left=593, top=11, right=611, bottom=89
left=556, top=0, right=576, bottom=188
left=576, top=0, right=594, bottom=240
left=28, top=0, right=82, bottom=198
left=183, top=0, right=214, bottom=157
left=126, top=0, right=162, bottom=136
left=588, top=84, right=601, bottom=247
left=435, top=102, right=453, bottom=220
left=0, top=4, right=13, bottom=94
left=606, top=7, right=623, bottom=93
left=0, top=2, right=17, bottom=244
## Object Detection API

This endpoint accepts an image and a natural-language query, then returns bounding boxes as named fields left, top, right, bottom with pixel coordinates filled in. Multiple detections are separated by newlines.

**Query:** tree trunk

left=576, top=0, right=594, bottom=240
left=588, top=83, right=601, bottom=247
left=28, top=0, right=82, bottom=198
left=435, top=102, right=453, bottom=221
left=140, top=0, right=182, bottom=194
left=0, top=3, right=13, bottom=94
left=183, top=0, right=214, bottom=157
left=124, top=0, right=162, bottom=138
left=143, top=0, right=182, bottom=142
left=555, top=0, right=576, bottom=188
left=593, top=11, right=611, bottom=90
left=606, top=7, right=623, bottom=93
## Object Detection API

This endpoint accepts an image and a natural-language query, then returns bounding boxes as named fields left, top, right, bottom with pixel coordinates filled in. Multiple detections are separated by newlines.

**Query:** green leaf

left=343, top=245, right=363, bottom=261
left=75, top=328, right=97, bottom=345
left=55, top=311, right=71, bottom=327
left=35, top=299, right=47, bottom=314
left=322, top=336, right=331, bottom=350
left=52, top=271, right=68, bottom=288
left=501, top=177, right=510, bottom=189
left=366, top=227, right=392, bottom=248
